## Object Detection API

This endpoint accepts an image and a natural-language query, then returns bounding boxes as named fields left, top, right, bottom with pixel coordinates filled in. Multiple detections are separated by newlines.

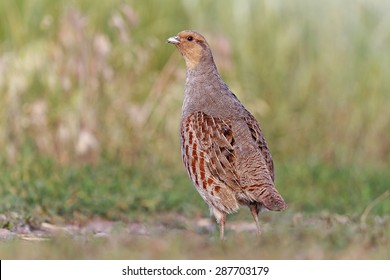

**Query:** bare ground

left=1, top=212, right=389, bottom=259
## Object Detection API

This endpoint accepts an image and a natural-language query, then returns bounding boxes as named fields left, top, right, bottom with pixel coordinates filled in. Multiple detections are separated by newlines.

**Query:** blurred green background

left=0, top=0, right=389, bottom=259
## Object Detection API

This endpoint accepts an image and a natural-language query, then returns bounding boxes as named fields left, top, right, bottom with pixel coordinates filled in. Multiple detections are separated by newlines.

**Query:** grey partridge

left=168, top=30, right=287, bottom=239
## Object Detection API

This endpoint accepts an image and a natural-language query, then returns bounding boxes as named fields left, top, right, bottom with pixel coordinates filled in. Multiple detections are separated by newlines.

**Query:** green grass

left=0, top=156, right=389, bottom=227
left=0, top=0, right=390, bottom=259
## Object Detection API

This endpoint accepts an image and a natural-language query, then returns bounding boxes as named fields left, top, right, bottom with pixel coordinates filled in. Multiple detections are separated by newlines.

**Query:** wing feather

left=244, top=114, right=275, bottom=182
left=181, top=111, right=240, bottom=213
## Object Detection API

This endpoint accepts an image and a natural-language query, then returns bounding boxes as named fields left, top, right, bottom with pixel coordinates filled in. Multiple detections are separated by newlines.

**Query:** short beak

left=167, top=35, right=180, bottom=44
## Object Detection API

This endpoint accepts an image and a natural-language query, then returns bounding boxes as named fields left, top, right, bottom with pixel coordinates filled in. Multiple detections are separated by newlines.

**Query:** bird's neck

left=185, top=59, right=220, bottom=83
left=182, top=60, right=228, bottom=117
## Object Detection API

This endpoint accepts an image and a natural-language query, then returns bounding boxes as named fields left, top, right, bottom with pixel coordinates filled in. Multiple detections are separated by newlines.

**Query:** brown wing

left=181, top=111, right=286, bottom=211
left=235, top=113, right=286, bottom=211
left=244, top=114, right=275, bottom=182
left=180, top=111, right=240, bottom=214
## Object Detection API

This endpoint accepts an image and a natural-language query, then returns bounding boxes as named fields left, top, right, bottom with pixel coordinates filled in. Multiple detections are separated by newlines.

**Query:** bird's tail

left=252, top=186, right=287, bottom=211
left=263, top=190, right=287, bottom=211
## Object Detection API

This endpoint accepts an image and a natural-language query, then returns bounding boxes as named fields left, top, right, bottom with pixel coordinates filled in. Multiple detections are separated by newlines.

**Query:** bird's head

left=167, top=30, right=213, bottom=70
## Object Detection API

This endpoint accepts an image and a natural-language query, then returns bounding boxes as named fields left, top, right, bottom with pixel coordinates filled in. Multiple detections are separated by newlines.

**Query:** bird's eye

left=187, top=36, right=193, bottom=41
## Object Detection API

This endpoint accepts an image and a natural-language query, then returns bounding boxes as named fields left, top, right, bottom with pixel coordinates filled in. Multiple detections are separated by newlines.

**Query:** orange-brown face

left=167, top=30, right=210, bottom=69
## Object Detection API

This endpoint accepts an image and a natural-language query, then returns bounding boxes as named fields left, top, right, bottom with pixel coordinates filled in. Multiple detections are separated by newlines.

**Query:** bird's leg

left=219, top=214, right=226, bottom=240
left=212, top=208, right=226, bottom=240
left=249, top=204, right=261, bottom=235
